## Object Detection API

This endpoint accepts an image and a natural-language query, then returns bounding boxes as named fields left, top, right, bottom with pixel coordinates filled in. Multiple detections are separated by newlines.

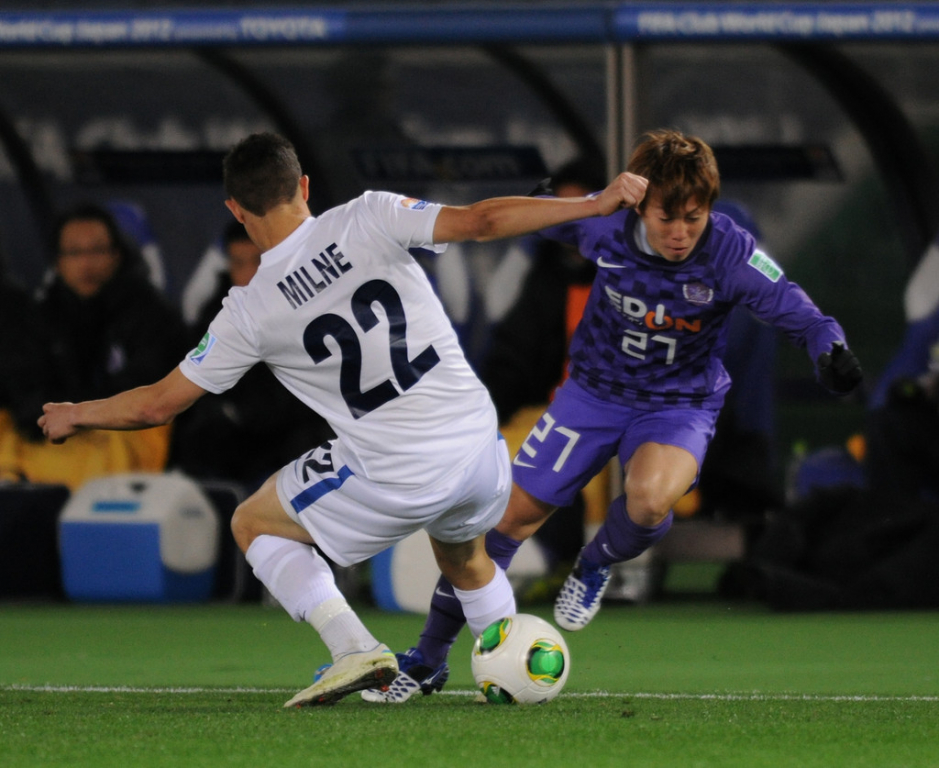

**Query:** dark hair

left=627, top=129, right=720, bottom=216
left=223, top=132, right=302, bottom=216
left=50, top=203, right=132, bottom=263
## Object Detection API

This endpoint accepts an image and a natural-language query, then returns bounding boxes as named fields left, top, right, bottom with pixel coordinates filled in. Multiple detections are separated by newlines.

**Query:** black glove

left=817, top=342, right=862, bottom=394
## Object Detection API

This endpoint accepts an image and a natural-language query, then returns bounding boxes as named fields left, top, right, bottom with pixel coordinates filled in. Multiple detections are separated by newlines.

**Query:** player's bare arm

left=39, top=367, right=206, bottom=444
left=432, top=171, right=648, bottom=244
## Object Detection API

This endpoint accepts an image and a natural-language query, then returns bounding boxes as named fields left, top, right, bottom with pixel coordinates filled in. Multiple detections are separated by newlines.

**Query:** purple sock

left=581, top=495, right=673, bottom=567
left=485, top=528, right=523, bottom=571
left=416, top=529, right=524, bottom=667
left=416, top=575, right=465, bottom=668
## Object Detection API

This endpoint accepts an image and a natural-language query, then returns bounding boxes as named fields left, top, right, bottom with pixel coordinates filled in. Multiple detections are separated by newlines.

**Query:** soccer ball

left=471, top=613, right=570, bottom=704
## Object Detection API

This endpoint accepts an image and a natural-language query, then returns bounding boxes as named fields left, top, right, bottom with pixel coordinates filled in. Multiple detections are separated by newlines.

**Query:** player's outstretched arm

left=432, top=172, right=648, bottom=244
left=39, top=367, right=206, bottom=444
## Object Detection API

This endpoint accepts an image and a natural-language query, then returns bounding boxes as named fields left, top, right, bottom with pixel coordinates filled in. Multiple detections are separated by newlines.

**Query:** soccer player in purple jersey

left=363, top=128, right=862, bottom=703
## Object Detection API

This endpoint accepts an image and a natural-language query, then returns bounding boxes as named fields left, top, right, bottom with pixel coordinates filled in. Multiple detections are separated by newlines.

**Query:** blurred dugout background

left=2, top=1, right=939, bottom=601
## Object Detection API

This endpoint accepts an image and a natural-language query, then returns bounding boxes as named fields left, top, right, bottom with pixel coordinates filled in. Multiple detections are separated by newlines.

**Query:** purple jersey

left=538, top=209, right=846, bottom=410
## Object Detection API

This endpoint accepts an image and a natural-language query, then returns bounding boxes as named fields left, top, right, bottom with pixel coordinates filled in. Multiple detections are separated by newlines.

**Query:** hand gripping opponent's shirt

left=538, top=209, right=847, bottom=410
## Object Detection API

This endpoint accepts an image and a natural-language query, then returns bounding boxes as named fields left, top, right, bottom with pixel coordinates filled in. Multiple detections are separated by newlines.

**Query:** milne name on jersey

left=277, top=242, right=354, bottom=310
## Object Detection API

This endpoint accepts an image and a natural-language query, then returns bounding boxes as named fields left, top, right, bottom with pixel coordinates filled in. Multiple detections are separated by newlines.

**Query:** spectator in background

left=170, top=220, right=333, bottom=489
left=190, top=220, right=263, bottom=332
left=39, top=203, right=187, bottom=401
left=15, top=203, right=188, bottom=488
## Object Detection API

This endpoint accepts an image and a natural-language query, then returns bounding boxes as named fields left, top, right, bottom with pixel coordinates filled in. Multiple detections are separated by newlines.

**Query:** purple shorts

left=511, top=377, right=719, bottom=508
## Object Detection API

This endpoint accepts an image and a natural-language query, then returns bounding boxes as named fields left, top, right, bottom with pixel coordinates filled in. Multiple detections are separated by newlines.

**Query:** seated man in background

left=15, top=204, right=188, bottom=489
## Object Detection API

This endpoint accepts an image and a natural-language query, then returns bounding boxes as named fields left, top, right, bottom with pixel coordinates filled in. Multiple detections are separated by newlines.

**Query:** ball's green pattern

left=481, top=681, right=515, bottom=704
left=526, top=640, right=565, bottom=683
left=477, top=617, right=512, bottom=654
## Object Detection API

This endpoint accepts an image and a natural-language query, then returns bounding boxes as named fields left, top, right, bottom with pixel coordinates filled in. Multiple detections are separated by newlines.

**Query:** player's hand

left=595, top=172, right=648, bottom=216
left=817, top=343, right=862, bottom=394
left=38, top=402, right=78, bottom=445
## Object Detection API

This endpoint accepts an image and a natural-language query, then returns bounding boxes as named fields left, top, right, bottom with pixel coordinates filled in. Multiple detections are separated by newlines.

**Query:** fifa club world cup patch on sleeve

left=747, top=250, right=783, bottom=282
left=399, top=197, right=429, bottom=211
left=188, top=332, right=217, bottom=365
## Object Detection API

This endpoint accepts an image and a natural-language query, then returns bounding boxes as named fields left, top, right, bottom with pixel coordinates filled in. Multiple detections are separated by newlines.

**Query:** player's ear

left=299, top=175, right=310, bottom=202
left=225, top=198, right=245, bottom=222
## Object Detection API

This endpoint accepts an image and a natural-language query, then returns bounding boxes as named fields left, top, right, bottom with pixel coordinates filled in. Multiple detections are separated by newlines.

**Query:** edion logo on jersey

left=188, top=332, right=217, bottom=365
left=400, top=197, right=429, bottom=211
left=604, top=286, right=702, bottom=333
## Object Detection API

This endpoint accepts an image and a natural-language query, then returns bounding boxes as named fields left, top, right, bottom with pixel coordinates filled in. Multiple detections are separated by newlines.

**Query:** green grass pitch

left=2, top=600, right=937, bottom=767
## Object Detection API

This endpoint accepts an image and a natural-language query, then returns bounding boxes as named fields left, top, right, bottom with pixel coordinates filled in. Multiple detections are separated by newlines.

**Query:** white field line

left=3, top=685, right=938, bottom=702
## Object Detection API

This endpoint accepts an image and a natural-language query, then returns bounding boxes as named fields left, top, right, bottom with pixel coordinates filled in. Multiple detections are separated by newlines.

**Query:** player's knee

left=230, top=503, right=259, bottom=553
left=623, top=480, right=673, bottom=527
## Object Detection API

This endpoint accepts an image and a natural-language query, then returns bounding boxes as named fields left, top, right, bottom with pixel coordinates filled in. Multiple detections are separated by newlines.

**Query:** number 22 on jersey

left=302, top=279, right=440, bottom=419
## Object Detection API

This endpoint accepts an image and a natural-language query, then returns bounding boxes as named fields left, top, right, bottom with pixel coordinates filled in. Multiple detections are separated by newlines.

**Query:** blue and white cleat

left=283, top=644, right=398, bottom=708
left=553, top=554, right=612, bottom=631
left=360, top=648, right=450, bottom=703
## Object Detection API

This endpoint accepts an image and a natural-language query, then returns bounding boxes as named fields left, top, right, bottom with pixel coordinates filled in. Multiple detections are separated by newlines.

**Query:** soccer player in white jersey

left=39, top=132, right=648, bottom=707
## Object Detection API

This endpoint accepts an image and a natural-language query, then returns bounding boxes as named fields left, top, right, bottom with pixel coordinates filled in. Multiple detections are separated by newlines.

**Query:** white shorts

left=276, top=435, right=511, bottom=567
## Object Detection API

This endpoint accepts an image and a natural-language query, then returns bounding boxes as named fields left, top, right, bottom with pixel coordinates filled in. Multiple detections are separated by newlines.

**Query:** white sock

left=245, top=535, right=378, bottom=660
left=314, top=602, right=381, bottom=661
left=453, top=566, right=516, bottom=636
left=245, top=535, right=336, bottom=622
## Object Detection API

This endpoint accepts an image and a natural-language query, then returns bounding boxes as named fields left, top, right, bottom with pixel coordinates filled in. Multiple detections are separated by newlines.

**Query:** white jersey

left=179, top=191, right=498, bottom=487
